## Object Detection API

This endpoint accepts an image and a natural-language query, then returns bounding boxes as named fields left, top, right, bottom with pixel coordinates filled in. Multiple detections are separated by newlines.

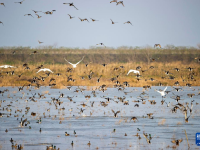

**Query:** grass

left=0, top=61, right=199, bottom=88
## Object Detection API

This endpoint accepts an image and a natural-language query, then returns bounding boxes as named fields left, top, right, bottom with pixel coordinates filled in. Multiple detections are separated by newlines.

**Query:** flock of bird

left=0, top=0, right=200, bottom=150
left=0, top=53, right=199, bottom=149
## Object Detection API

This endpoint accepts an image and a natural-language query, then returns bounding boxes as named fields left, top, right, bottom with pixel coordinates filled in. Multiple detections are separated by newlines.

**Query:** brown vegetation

left=0, top=47, right=199, bottom=87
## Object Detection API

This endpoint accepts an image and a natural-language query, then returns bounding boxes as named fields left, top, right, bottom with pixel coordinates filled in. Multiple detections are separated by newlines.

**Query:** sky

left=0, top=0, right=200, bottom=49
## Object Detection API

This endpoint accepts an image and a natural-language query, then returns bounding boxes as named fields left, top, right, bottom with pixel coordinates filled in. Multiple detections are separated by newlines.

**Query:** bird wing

left=112, top=109, right=115, bottom=114
left=178, top=139, right=183, bottom=143
left=171, top=140, right=176, bottom=144
left=116, top=111, right=120, bottom=114
left=37, top=69, right=43, bottom=73
left=64, top=58, right=74, bottom=66
left=73, top=5, right=78, bottom=10
left=143, top=133, right=150, bottom=144
left=47, top=69, right=53, bottom=73
left=75, top=56, right=84, bottom=65
left=163, top=86, right=167, bottom=92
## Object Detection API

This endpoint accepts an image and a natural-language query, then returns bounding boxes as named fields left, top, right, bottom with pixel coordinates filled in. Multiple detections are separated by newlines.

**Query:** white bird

left=37, top=68, right=53, bottom=73
left=156, top=86, right=168, bottom=98
left=127, top=69, right=140, bottom=75
left=0, top=65, right=16, bottom=68
left=64, top=56, right=84, bottom=68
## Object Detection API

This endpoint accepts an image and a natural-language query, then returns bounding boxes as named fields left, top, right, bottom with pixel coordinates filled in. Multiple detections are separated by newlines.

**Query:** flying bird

left=0, top=3, right=5, bottom=7
left=63, top=3, right=78, bottom=10
left=90, top=18, right=99, bottom=22
left=96, top=43, right=106, bottom=48
left=0, top=21, right=4, bottom=26
left=32, top=10, right=41, bottom=13
left=37, top=68, right=53, bottom=73
left=38, top=40, right=43, bottom=44
left=154, top=44, right=161, bottom=48
left=24, top=14, right=34, bottom=18
left=64, top=56, right=84, bottom=68
left=127, top=69, right=140, bottom=75
left=116, top=1, right=124, bottom=6
left=110, top=0, right=117, bottom=3
left=68, top=14, right=75, bottom=19
left=112, top=109, right=120, bottom=117
left=110, top=19, right=117, bottom=24
left=155, top=86, right=168, bottom=99
left=35, top=14, right=42, bottom=19
left=124, top=21, right=132, bottom=26
left=15, top=0, right=25, bottom=4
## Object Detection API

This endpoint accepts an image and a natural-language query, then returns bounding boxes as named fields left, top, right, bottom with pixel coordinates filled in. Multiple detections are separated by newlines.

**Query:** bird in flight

left=35, top=14, right=42, bottom=19
left=110, top=19, right=117, bottom=24
left=63, top=3, right=78, bottom=10
left=110, top=0, right=117, bottom=3
left=68, top=14, right=75, bottom=19
left=112, top=109, right=120, bottom=117
left=154, top=44, right=161, bottom=48
left=15, top=0, right=25, bottom=4
left=155, top=86, right=168, bottom=99
left=32, top=10, right=42, bottom=13
left=124, top=21, right=132, bottom=26
left=0, top=3, right=5, bottom=7
left=64, top=56, right=84, bottom=68
left=116, top=1, right=124, bottom=6
left=90, top=18, right=99, bottom=22
left=24, top=14, right=34, bottom=18
left=38, top=40, right=43, bottom=44
left=96, top=43, right=106, bottom=48
left=0, top=21, right=4, bottom=26
left=37, top=68, right=53, bottom=73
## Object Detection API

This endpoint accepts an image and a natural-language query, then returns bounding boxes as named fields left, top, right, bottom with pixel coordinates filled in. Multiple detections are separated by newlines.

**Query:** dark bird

left=112, top=109, right=120, bottom=117
left=15, top=0, right=24, bottom=4
left=63, top=3, right=78, bottom=10
left=90, top=18, right=99, bottom=22
left=0, top=21, right=4, bottom=26
left=68, top=14, right=75, bottom=19
left=24, top=14, right=34, bottom=18
left=110, top=19, right=117, bottom=24
left=171, top=139, right=183, bottom=146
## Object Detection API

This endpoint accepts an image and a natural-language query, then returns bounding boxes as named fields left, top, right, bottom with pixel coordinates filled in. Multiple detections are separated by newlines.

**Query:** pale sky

left=0, top=0, right=200, bottom=48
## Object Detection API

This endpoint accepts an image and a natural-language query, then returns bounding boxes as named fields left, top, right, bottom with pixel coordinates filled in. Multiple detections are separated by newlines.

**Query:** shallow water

left=0, top=86, right=200, bottom=150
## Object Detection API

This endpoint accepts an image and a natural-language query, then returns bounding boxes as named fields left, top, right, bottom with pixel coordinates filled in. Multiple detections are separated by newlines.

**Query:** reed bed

left=0, top=61, right=199, bottom=88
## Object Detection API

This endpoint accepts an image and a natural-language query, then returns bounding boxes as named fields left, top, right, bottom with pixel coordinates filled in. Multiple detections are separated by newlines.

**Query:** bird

left=112, top=109, right=120, bottom=117
left=124, top=21, right=132, bottom=25
left=116, top=1, right=124, bottom=6
left=155, top=86, right=167, bottom=99
left=32, top=10, right=42, bottom=13
left=64, top=56, right=84, bottom=68
left=15, top=0, right=24, bottom=4
left=35, top=14, right=42, bottom=18
left=110, top=19, right=117, bottom=24
left=96, top=43, right=106, bottom=48
left=38, top=40, right=43, bottom=44
left=63, top=3, right=78, bottom=10
left=0, top=3, right=5, bottom=7
left=0, top=21, right=4, bottom=26
left=154, top=44, right=161, bottom=48
left=171, top=139, right=183, bottom=146
left=24, top=14, right=34, bottom=18
left=0, top=65, right=16, bottom=68
left=90, top=18, right=99, bottom=22
left=68, top=14, right=75, bottom=19
left=110, top=0, right=117, bottom=3
left=37, top=68, right=53, bottom=73
left=127, top=69, right=140, bottom=75
left=130, top=117, right=138, bottom=122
